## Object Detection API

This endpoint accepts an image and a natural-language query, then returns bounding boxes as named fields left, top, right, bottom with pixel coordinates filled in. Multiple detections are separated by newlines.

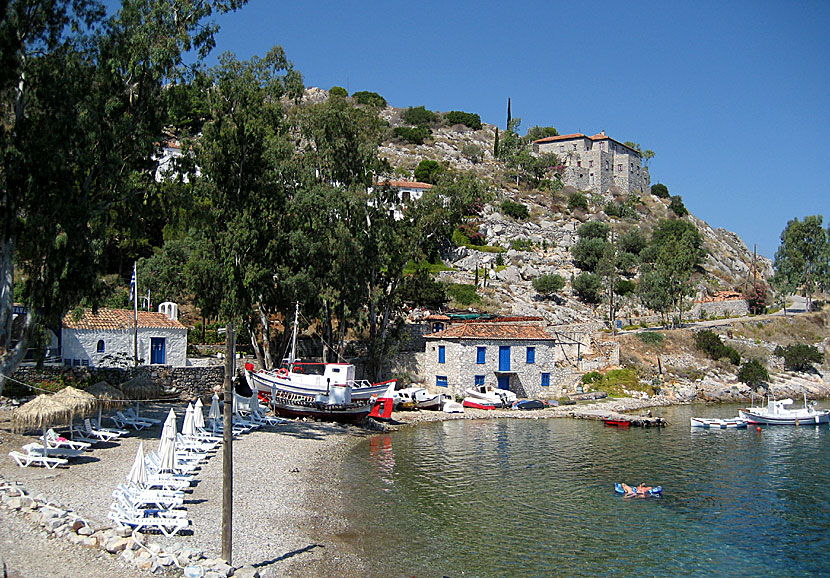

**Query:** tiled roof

left=62, top=308, right=186, bottom=330
left=425, top=323, right=554, bottom=341
left=532, top=133, right=588, bottom=144
left=377, top=180, right=433, bottom=189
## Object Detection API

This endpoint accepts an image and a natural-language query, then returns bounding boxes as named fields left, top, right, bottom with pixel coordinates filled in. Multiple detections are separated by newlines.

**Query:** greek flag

left=130, top=264, right=136, bottom=302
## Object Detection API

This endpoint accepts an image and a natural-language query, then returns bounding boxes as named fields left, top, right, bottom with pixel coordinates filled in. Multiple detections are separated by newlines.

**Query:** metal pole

left=221, top=323, right=235, bottom=563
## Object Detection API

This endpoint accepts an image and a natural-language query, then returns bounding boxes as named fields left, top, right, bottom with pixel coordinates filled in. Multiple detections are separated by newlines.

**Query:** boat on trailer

left=690, top=416, right=748, bottom=429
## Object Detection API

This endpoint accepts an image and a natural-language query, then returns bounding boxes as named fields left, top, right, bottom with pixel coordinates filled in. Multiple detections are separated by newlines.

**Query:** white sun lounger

left=114, top=485, right=184, bottom=510
left=22, top=442, right=84, bottom=459
left=111, top=411, right=154, bottom=431
left=108, top=503, right=190, bottom=536
left=124, top=408, right=162, bottom=425
left=9, top=450, right=68, bottom=469
left=82, top=419, right=121, bottom=442
left=45, top=429, right=91, bottom=451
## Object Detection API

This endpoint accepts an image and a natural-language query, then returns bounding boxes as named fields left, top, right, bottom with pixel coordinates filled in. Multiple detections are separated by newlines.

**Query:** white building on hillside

left=61, top=304, right=187, bottom=367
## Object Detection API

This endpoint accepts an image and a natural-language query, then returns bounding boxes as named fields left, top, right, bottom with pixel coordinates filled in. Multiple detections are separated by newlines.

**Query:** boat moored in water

left=738, top=394, right=830, bottom=425
left=690, top=416, right=748, bottom=429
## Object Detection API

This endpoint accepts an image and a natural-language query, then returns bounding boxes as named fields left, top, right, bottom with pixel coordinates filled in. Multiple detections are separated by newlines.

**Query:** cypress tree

left=507, top=98, right=512, bottom=130
left=494, top=127, right=499, bottom=158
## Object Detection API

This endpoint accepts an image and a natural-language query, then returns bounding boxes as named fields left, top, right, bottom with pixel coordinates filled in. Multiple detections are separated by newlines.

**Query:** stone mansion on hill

left=532, top=131, right=650, bottom=195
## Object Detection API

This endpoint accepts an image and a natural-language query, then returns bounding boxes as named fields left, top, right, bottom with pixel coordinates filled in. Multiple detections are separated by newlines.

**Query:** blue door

left=150, top=337, right=166, bottom=364
left=497, top=375, right=510, bottom=390
left=499, top=346, right=511, bottom=372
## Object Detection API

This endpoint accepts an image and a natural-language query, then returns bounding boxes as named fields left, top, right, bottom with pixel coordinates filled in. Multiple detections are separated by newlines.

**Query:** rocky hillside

left=338, top=90, right=773, bottom=326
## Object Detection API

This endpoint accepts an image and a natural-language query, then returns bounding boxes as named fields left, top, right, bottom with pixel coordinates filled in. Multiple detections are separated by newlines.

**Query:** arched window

left=96, top=339, right=105, bottom=353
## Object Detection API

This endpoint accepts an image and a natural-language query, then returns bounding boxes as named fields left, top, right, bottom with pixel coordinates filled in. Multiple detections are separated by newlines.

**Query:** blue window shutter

left=438, top=346, right=445, bottom=364
left=477, top=346, right=486, bottom=364
left=526, top=347, right=535, bottom=364
left=541, top=373, right=550, bottom=387
left=436, top=375, right=448, bottom=388
left=474, top=375, right=485, bottom=386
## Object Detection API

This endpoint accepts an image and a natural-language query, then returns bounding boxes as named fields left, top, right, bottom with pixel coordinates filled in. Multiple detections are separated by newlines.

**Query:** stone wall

left=692, top=299, right=749, bottom=319
left=9, top=363, right=225, bottom=400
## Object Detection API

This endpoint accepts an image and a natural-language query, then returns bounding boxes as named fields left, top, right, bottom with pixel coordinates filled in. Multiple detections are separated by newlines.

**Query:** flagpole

left=133, top=262, right=138, bottom=367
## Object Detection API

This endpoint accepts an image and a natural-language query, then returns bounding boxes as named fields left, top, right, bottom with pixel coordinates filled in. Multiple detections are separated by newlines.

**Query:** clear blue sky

left=207, top=1, right=827, bottom=258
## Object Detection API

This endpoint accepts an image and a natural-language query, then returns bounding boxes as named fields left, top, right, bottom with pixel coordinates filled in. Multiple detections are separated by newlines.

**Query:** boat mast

left=288, top=302, right=300, bottom=367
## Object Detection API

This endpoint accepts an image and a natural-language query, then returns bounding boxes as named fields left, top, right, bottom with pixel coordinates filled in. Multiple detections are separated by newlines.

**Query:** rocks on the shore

left=0, top=472, right=260, bottom=577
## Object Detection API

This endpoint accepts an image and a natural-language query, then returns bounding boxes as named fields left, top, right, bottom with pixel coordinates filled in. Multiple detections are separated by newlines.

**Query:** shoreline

left=0, top=389, right=826, bottom=576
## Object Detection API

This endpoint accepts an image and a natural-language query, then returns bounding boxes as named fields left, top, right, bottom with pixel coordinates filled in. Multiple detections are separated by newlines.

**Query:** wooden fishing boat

left=604, top=419, right=630, bottom=427
left=462, top=398, right=496, bottom=410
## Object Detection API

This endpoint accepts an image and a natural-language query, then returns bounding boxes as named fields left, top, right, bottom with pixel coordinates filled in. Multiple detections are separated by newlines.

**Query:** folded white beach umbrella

left=182, top=403, right=195, bottom=436
left=194, top=398, right=206, bottom=430
left=157, top=409, right=177, bottom=473
left=208, top=393, right=221, bottom=432
left=127, top=442, right=147, bottom=487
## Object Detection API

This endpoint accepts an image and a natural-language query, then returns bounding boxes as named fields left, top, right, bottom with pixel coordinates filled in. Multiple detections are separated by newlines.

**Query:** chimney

left=159, top=302, right=179, bottom=321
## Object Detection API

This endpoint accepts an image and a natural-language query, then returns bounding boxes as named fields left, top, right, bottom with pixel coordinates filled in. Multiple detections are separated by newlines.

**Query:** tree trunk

left=0, top=310, right=33, bottom=396
left=256, top=303, right=273, bottom=369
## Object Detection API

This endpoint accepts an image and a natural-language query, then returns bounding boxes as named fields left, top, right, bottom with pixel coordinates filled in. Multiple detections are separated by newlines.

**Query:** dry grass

left=730, top=310, right=830, bottom=345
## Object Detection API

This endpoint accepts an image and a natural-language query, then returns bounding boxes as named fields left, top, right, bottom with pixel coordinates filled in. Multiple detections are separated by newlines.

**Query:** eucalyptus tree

left=639, top=219, right=706, bottom=327
left=191, top=47, right=303, bottom=369
left=773, top=215, right=829, bottom=311
left=0, top=0, right=245, bottom=393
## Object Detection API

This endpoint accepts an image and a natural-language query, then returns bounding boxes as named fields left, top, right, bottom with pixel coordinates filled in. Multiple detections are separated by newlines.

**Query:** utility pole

left=221, top=323, right=235, bottom=563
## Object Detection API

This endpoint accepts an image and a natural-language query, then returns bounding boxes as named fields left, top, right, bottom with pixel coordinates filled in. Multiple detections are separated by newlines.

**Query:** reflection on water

left=342, top=404, right=830, bottom=577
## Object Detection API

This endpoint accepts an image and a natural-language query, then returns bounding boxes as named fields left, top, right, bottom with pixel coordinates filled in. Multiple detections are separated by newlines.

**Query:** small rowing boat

left=604, top=419, right=630, bottom=427
left=462, top=398, right=496, bottom=410
left=689, top=416, right=748, bottom=429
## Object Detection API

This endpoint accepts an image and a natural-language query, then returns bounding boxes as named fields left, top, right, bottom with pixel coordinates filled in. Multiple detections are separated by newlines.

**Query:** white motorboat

left=690, top=416, right=748, bottom=429
left=247, top=303, right=395, bottom=401
left=442, top=400, right=464, bottom=414
left=464, top=384, right=517, bottom=408
left=738, top=394, right=830, bottom=425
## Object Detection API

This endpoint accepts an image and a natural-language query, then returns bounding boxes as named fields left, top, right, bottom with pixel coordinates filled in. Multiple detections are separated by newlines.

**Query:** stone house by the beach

left=421, top=321, right=572, bottom=399
left=61, top=303, right=188, bottom=367
left=532, top=131, right=650, bottom=195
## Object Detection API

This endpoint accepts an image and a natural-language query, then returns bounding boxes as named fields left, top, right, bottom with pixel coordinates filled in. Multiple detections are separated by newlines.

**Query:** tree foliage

left=773, top=215, right=829, bottom=310
left=414, top=159, right=444, bottom=184
left=651, top=183, right=669, bottom=198
left=694, top=330, right=740, bottom=365
left=352, top=90, right=387, bottom=107
left=532, top=274, right=566, bottom=297
left=738, top=359, right=769, bottom=388
left=525, top=126, right=559, bottom=142
left=572, top=272, right=603, bottom=303
left=444, top=111, right=482, bottom=130
left=501, top=200, right=529, bottom=220
left=0, top=0, right=246, bottom=392
left=774, top=344, right=823, bottom=372
left=402, top=105, right=437, bottom=126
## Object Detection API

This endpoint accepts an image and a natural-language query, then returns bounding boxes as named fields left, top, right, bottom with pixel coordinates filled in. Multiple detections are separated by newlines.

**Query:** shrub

left=615, top=279, right=636, bottom=296
left=572, top=272, right=602, bottom=303
left=533, top=273, right=566, bottom=297
left=571, top=237, right=609, bottom=272
left=651, top=183, right=670, bottom=198
left=452, top=223, right=485, bottom=246
left=501, top=200, right=529, bottom=220
left=329, top=86, right=348, bottom=97
left=414, top=159, right=443, bottom=184
left=694, top=330, right=741, bottom=365
left=568, top=191, right=589, bottom=211
left=461, top=144, right=484, bottom=164
left=738, top=359, right=770, bottom=387
left=402, top=105, right=437, bottom=126
left=447, top=283, right=480, bottom=305
left=582, top=368, right=644, bottom=396
left=399, top=269, right=447, bottom=309
left=637, top=332, right=664, bottom=346
left=444, top=110, right=482, bottom=130
left=577, top=221, right=609, bottom=241
left=744, top=284, right=768, bottom=315
left=393, top=125, right=431, bottom=145
left=774, top=344, right=823, bottom=372
left=510, top=239, right=533, bottom=251
left=352, top=90, right=387, bottom=107
left=669, top=195, right=688, bottom=217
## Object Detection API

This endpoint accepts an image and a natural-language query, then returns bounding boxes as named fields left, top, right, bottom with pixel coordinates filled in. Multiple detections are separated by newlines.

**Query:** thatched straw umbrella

left=53, top=386, right=97, bottom=439
left=85, top=381, right=124, bottom=427
left=119, top=375, right=161, bottom=419
left=11, top=394, right=74, bottom=456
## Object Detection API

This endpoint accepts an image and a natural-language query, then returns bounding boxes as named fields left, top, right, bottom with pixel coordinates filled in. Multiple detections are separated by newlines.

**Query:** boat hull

left=250, top=369, right=393, bottom=400
left=462, top=398, right=496, bottom=410
left=690, top=417, right=748, bottom=429
left=269, top=395, right=373, bottom=424
left=738, top=410, right=830, bottom=425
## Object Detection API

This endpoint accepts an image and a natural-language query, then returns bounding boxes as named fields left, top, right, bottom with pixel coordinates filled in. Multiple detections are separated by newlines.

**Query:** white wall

left=61, top=327, right=188, bottom=367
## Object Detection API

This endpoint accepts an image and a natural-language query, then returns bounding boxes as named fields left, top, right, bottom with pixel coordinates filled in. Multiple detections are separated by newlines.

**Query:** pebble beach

left=0, top=394, right=676, bottom=577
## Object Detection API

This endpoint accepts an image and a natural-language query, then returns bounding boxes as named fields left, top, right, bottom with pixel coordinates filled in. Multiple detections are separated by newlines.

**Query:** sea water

left=340, top=404, right=830, bottom=577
